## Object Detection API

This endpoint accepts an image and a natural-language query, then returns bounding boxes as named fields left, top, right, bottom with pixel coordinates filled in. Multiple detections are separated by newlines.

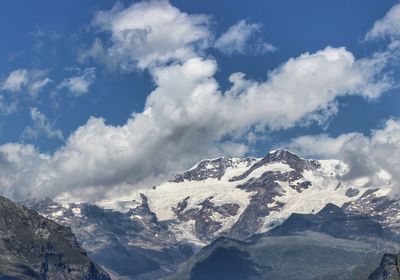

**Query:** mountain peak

left=169, top=156, right=258, bottom=183
left=317, top=203, right=345, bottom=216
left=264, top=148, right=302, bottom=163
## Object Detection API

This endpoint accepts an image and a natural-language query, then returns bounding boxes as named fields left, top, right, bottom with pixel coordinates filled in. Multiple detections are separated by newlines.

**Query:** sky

left=0, top=0, right=399, bottom=202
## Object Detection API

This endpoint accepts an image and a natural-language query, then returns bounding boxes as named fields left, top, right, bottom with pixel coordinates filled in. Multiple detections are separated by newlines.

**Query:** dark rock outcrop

left=172, top=197, right=240, bottom=240
left=0, top=196, right=110, bottom=280
left=369, top=254, right=400, bottom=280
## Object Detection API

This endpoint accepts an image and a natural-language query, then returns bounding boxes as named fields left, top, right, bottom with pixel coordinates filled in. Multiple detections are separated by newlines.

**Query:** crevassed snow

left=145, top=179, right=251, bottom=221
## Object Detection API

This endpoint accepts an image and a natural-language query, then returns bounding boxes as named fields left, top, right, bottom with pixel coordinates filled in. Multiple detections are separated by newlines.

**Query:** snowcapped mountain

left=135, top=149, right=364, bottom=243
left=25, top=149, right=396, bottom=279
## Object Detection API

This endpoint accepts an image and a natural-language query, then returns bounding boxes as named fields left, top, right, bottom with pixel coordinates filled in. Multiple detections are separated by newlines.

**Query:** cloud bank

left=0, top=0, right=397, bottom=203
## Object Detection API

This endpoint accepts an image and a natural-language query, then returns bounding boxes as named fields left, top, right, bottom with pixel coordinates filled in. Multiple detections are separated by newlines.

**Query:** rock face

left=170, top=157, right=258, bottom=183
left=229, top=169, right=310, bottom=239
left=369, top=254, right=400, bottom=280
left=174, top=204, right=400, bottom=280
left=172, top=196, right=240, bottom=240
left=0, top=196, right=110, bottom=280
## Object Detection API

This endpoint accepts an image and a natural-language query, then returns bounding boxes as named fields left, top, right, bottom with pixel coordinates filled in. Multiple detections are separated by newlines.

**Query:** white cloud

left=80, top=0, right=212, bottom=70
left=2, top=69, right=28, bottom=92
left=1, top=69, right=52, bottom=95
left=0, top=1, right=394, bottom=203
left=58, top=68, right=95, bottom=96
left=214, top=19, right=277, bottom=55
left=0, top=69, right=51, bottom=114
left=365, top=3, right=400, bottom=41
left=22, top=107, right=63, bottom=141
left=287, top=119, right=400, bottom=196
left=0, top=44, right=392, bottom=202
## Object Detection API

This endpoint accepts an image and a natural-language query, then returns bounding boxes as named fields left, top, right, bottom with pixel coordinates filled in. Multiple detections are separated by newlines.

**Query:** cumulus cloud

left=286, top=133, right=359, bottom=159
left=214, top=19, right=277, bottom=55
left=0, top=45, right=392, bottom=202
left=0, top=1, right=395, bottom=203
left=1, top=69, right=52, bottom=95
left=80, top=0, right=212, bottom=70
left=287, top=119, right=400, bottom=196
left=58, top=68, right=95, bottom=96
left=22, top=107, right=63, bottom=141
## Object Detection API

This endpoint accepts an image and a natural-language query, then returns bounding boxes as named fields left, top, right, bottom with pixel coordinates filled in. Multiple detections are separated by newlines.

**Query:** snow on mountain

left=25, top=149, right=395, bottom=279
left=140, top=150, right=363, bottom=242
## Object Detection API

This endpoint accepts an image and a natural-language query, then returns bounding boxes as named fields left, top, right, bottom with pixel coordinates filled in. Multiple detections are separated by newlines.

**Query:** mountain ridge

left=24, top=149, right=399, bottom=279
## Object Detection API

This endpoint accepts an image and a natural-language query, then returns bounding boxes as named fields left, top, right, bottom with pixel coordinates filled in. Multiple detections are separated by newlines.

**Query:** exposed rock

left=343, top=189, right=400, bottom=234
left=170, top=157, right=257, bottom=183
left=173, top=197, right=240, bottom=240
left=369, top=254, right=400, bottom=280
left=0, top=196, right=110, bottom=280
left=229, top=169, right=312, bottom=239
left=345, top=188, right=360, bottom=197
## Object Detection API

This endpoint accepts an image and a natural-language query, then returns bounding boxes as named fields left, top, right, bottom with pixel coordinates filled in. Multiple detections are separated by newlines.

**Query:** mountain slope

left=26, top=196, right=193, bottom=280
left=0, top=196, right=110, bottom=280
left=173, top=204, right=400, bottom=280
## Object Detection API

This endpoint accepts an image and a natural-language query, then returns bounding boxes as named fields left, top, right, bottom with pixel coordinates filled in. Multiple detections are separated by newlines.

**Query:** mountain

left=0, top=196, right=110, bottom=280
left=25, top=149, right=397, bottom=279
left=173, top=204, right=400, bottom=280
left=141, top=149, right=362, bottom=242
left=26, top=196, right=193, bottom=279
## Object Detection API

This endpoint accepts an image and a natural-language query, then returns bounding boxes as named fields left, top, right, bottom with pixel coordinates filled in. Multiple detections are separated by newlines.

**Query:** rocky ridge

left=0, top=196, right=110, bottom=280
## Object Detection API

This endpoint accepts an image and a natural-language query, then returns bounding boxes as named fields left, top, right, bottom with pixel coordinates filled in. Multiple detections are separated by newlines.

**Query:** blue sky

left=0, top=0, right=400, bottom=202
